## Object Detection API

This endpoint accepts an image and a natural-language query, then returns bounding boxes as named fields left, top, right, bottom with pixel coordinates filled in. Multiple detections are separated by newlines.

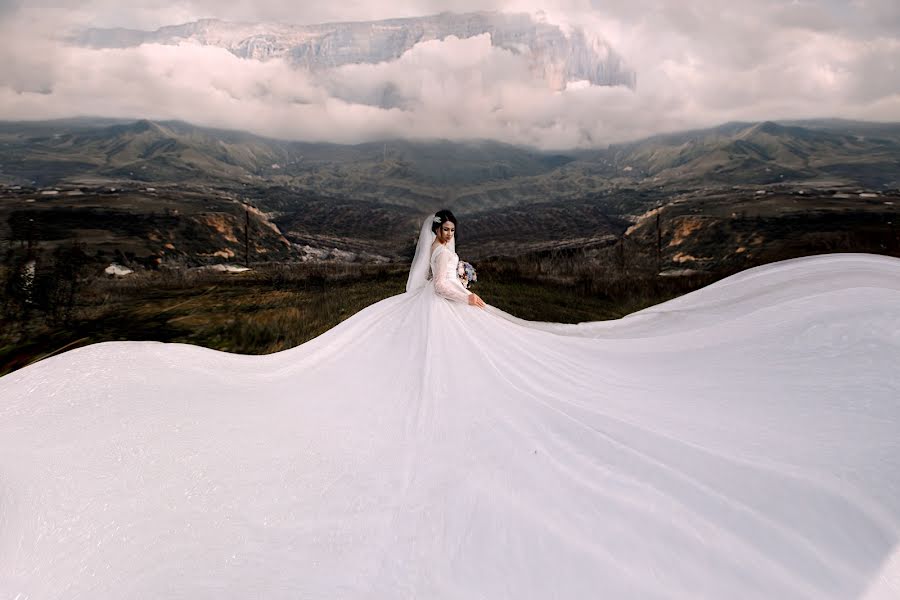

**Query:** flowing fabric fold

left=0, top=253, right=899, bottom=599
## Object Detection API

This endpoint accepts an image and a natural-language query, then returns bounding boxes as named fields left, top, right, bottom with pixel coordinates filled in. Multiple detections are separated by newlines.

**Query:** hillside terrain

left=0, top=117, right=897, bottom=271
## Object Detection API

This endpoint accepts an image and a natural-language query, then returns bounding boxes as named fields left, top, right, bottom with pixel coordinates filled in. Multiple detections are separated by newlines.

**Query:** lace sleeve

left=433, top=249, right=472, bottom=303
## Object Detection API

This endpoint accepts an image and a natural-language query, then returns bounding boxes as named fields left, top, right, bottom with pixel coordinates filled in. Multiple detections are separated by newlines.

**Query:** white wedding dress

left=0, top=214, right=899, bottom=599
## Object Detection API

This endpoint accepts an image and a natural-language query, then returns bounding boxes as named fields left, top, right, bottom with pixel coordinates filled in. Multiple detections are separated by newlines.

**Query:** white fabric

left=1, top=253, right=899, bottom=599
left=431, top=243, right=472, bottom=303
left=405, top=214, right=435, bottom=292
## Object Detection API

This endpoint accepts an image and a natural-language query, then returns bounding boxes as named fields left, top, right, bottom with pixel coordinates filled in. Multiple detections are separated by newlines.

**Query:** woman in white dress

left=427, top=209, right=486, bottom=309
left=0, top=210, right=898, bottom=599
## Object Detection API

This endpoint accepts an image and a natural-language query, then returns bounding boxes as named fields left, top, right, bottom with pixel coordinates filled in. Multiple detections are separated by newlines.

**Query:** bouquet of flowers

left=457, top=261, right=477, bottom=289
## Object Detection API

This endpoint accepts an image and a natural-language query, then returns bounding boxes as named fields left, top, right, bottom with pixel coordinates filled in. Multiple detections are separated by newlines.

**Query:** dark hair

left=431, top=209, right=458, bottom=236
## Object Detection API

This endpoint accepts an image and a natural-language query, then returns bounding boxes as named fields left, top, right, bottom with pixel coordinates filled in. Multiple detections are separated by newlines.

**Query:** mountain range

left=3, top=117, right=898, bottom=200
left=72, top=12, right=636, bottom=94
left=1, top=117, right=897, bottom=268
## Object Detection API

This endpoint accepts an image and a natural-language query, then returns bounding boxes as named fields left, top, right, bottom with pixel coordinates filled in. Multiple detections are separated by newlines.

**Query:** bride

left=415, top=209, right=486, bottom=309
left=0, top=210, right=898, bottom=599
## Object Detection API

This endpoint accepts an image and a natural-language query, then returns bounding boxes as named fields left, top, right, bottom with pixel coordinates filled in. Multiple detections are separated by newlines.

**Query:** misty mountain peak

left=751, top=121, right=785, bottom=135
left=73, top=12, right=636, bottom=92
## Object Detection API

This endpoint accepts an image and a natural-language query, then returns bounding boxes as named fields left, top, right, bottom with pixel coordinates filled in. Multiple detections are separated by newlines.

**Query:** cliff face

left=74, top=12, right=636, bottom=92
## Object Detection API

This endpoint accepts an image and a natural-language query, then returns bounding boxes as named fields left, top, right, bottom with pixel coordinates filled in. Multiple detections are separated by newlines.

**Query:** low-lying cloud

left=1, top=0, right=898, bottom=149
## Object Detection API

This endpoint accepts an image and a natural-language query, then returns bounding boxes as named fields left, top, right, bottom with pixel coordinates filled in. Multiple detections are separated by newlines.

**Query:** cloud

left=0, top=1, right=898, bottom=149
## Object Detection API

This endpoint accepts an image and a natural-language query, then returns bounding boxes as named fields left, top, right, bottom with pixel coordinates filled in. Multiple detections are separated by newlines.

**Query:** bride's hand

left=468, top=293, right=486, bottom=308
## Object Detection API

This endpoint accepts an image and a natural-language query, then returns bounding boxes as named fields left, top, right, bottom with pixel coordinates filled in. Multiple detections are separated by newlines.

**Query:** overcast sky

left=1, top=0, right=898, bottom=149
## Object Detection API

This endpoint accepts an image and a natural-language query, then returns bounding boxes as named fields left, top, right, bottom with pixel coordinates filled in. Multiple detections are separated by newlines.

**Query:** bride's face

left=437, top=221, right=455, bottom=244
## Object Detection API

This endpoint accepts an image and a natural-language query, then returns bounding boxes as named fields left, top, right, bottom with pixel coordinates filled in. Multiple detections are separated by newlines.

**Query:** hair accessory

left=433, top=216, right=442, bottom=224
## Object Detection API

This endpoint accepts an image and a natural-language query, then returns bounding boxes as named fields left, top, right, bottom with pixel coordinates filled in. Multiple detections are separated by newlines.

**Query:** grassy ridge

left=0, top=262, right=702, bottom=376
